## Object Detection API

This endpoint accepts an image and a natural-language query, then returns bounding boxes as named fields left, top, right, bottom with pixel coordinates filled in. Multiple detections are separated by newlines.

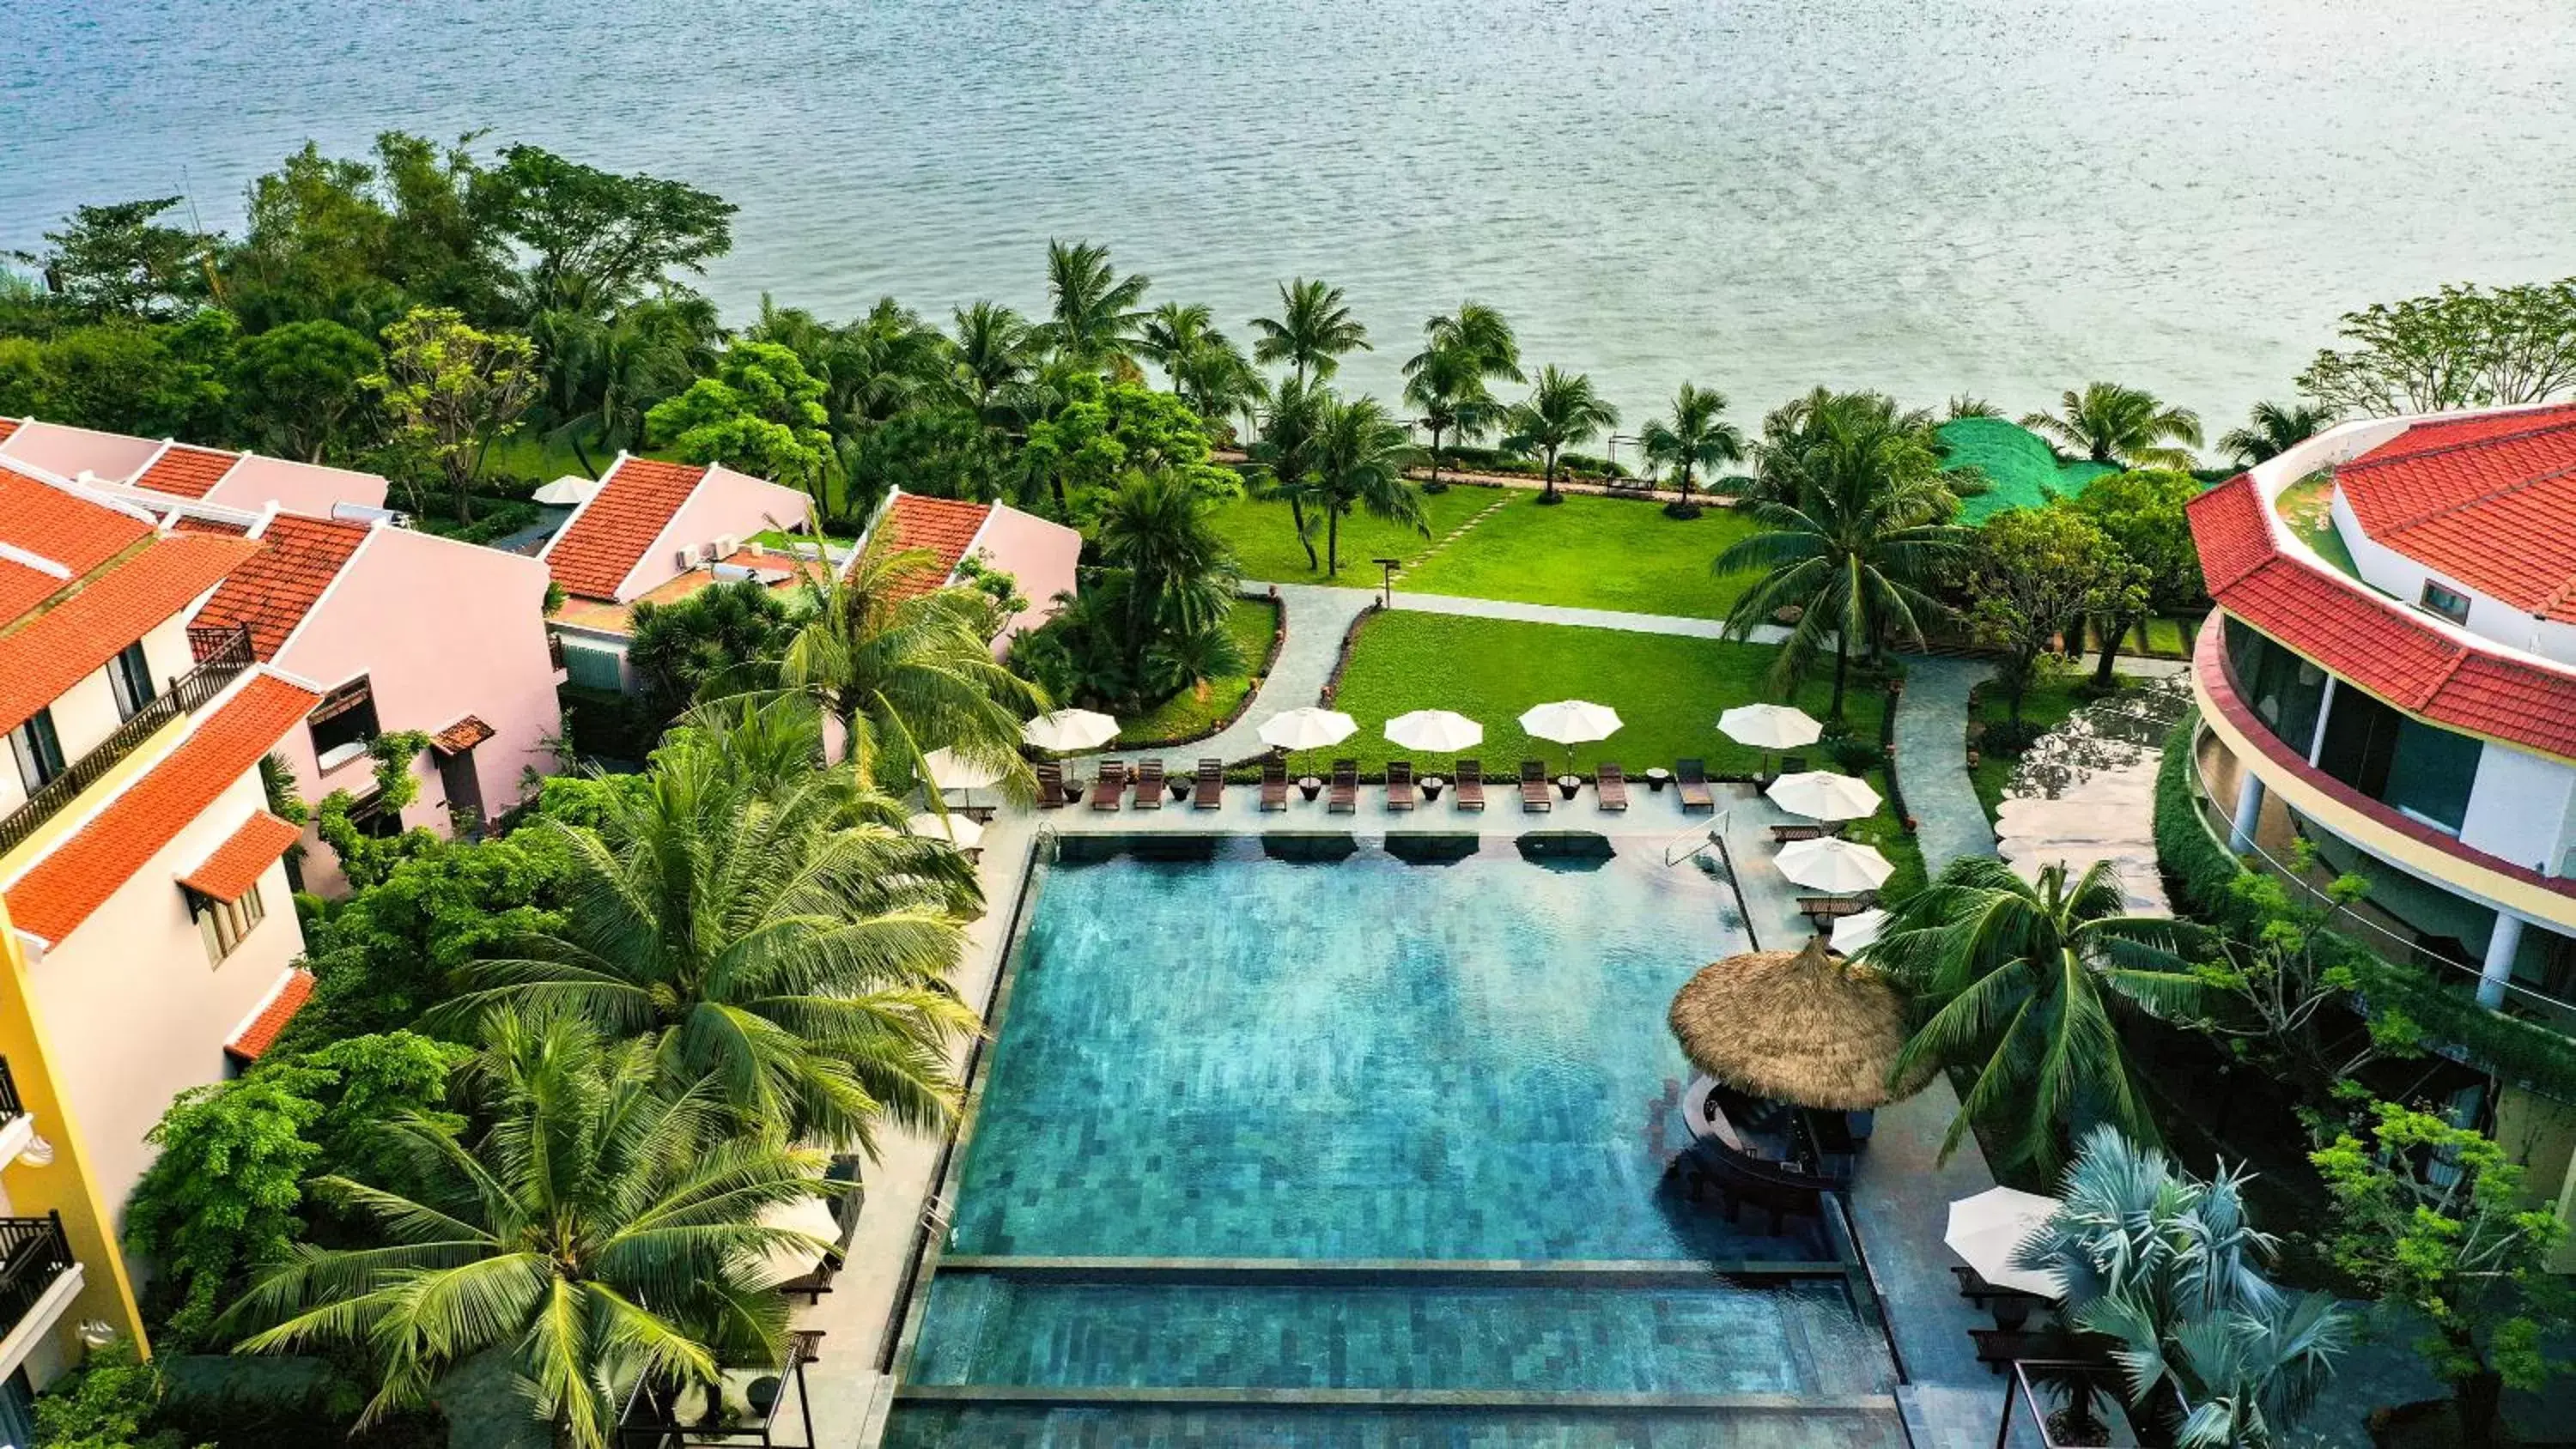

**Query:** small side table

left=1555, top=773, right=1581, bottom=800
left=1421, top=776, right=1446, bottom=801
left=1170, top=778, right=1194, bottom=803
left=1297, top=776, right=1324, bottom=802
left=1644, top=767, right=1672, bottom=793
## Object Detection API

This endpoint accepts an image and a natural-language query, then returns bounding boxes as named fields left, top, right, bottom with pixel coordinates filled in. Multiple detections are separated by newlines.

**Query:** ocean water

left=6, top=0, right=2571, bottom=428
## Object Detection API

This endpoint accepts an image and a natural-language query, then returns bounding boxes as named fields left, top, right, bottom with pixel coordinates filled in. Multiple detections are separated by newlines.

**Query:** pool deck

left=810, top=781, right=2010, bottom=1447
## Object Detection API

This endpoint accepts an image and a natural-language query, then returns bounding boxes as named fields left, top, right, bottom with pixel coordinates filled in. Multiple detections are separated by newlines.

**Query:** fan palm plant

left=1250, top=276, right=1370, bottom=386
left=1309, top=395, right=1426, bottom=574
left=2218, top=399, right=2332, bottom=466
left=1501, top=366, right=1619, bottom=503
left=228, top=1016, right=838, bottom=1449
left=2024, top=382, right=2205, bottom=469
left=1637, top=382, right=1747, bottom=508
left=1869, top=859, right=2208, bottom=1172
left=1041, top=239, right=1149, bottom=370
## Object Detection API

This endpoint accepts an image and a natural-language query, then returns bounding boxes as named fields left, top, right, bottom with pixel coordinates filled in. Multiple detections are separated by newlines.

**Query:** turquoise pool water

left=888, top=835, right=1902, bottom=1446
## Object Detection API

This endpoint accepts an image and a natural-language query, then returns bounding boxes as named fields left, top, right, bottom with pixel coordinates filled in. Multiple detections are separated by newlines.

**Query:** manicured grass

left=1206, top=485, right=1495, bottom=583
left=2272, top=474, right=2361, bottom=580
left=1398, top=492, right=1760, bottom=619
left=1114, top=598, right=1280, bottom=745
left=1967, top=669, right=2125, bottom=821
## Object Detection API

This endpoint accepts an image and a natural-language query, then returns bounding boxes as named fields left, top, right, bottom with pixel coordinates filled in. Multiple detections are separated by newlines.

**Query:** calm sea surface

left=4, top=0, right=2572, bottom=425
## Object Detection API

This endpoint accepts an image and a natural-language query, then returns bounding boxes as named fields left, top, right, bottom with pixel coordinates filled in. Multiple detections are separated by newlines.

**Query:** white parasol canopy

left=1517, top=700, right=1623, bottom=746
left=1830, top=907, right=1893, bottom=955
left=905, top=812, right=985, bottom=850
left=1259, top=706, right=1358, bottom=752
left=1719, top=702, right=1822, bottom=751
left=1022, top=708, right=1121, bottom=753
left=1383, top=709, right=1483, bottom=754
left=1944, top=1186, right=2065, bottom=1298
left=748, top=1194, right=842, bottom=1288
left=921, top=746, right=1003, bottom=792
left=1767, top=770, right=1884, bottom=822
left=532, top=475, right=603, bottom=507
left=1776, top=836, right=1895, bottom=894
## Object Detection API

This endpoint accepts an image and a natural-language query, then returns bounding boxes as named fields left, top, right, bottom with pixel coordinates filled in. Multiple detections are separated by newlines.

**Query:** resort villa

left=2184, top=401, right=2576, bottom=1262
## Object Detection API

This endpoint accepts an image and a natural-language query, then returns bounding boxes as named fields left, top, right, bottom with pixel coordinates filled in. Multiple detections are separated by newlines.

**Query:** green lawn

left=1396, top=492, right=1760, bottom=620
left=1968, top=670, right=2125, bottom=821
left=2272, top=474, right=2361, bottom=580
left=1115, top=598, right=1279, bottom=745
left=1207, top=485, right=1496, bottom=583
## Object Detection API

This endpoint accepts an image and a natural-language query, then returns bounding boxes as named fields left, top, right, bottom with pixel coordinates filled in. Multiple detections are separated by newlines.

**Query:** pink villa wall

left=615, top=463, right=813, bottom=600
left=974, top=504, right=1083, bottom=650
left=0, top=420, right=162, bottom=484
left=209, top=456, right=387, bottom=516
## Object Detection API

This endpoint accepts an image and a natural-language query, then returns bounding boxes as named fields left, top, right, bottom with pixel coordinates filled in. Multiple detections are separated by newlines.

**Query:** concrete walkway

left=1892, top=657, right=1997, bottom=876
left=1182, top=584, right=1377, bottom=761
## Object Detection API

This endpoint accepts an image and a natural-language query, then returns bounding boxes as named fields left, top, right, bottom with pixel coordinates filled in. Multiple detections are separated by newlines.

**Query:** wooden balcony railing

left=0, top=625, right=256, bottom=858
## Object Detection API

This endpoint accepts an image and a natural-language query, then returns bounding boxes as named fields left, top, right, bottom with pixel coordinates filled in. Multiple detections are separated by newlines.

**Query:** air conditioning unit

left=710, top=562, right=757, bottom=584
left=674, top=547, right=698, bottom=571
left=711, top=534, right=739, bottom=559
left=331, top=501, right=410, bottom=528
left=697, top=542, right=720, bottom=564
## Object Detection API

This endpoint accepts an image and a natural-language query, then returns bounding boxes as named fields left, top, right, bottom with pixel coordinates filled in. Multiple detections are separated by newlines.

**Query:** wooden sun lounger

left=1036, top=761, right=1065, bottom=810
left=1386, top=761, right=1417, bottom=811
left=1454, top=759, right=1486, bottom=811
left=1771, top=823, right=1829, bottom=843
left=1327, top=759, right=1358, bottom=814
left=1799, top=895, right=1871, bottom=927
left=1674, top=758, right=1716, bottom=811
left=1260, top=760, right=1290, bottom=811
left=1519, top=761, right=1552, bottom=812
left=1133, top=759, right=1165, bottom=809
left=1194, top=758, right=1224, bottom=809
left=1090, top=760, right=1127, bottom=810
left=1596, top=762, right=1630, bottom=811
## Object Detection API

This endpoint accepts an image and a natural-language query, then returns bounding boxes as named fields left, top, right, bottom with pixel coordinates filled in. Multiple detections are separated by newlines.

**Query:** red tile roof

left=2, top=672, right=320, bottom=944
left=0, top=465, right=155, bottom=624
left=0, top=531, right=263, bottom=736
left=543, top=458, right=708, bottom=601
left=430, top=715, right=495, bottom=755
left=226, top=968, right=315, bottom=1064
left=0, top=418, right=19, bottom=444
left=879, top=494, right=991, bottom=601
left=2187, top=477, right=2576, bottom=762
left=2336, top=405, right=2576, bottom=622
left=185, top=514, right=373, bottom=660
left=178, top=811, right=302, bottom=900
left=131, top=443, right=241, bottom=500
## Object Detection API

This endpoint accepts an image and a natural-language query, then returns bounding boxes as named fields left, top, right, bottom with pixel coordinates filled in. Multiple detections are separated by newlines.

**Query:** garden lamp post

left=1373, top=557, right=1401, bottom=608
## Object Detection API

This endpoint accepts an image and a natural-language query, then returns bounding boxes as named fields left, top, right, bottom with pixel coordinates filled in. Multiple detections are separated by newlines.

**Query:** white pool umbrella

left=1719, top=703, right=1822, bottom=751
left=1830, top=907, right=1893, bottom=955
left=1022, top=708, right=1120, bottom=753
left=1383, top=709, right=1483, bottom=755
left=905, top=812, right=984, bottom=850
left=1518, top=700, right=1623, bottom=745
left=749, top=1193, right=843, bottom=1288
left=1767, top=771, right=1883, bottom=822
left=532, top=475, right=602, bottom=507
left=922, top=747, right=1003, bottom=793
left=1259, top=706, right=1358, bottom=752
left=1945, top=1187, right=2065, bottom=1298
left=1776, top=837, right=1895, bottom=894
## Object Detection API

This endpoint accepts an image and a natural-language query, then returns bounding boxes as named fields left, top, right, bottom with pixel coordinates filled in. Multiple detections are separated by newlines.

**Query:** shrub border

left=1109, top=591, right=1287, bottom=751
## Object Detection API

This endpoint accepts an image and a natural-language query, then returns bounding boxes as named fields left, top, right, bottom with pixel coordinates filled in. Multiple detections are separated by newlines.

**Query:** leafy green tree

left=295, top=829, right=572, bottom=1045
left=1012, top=371, right=1235, bottom=520
left=229, top=1016, right=833, bottom=1449
left=845, top=403, right=1012, bottom=510
left=1309, top=394, right=1425, bottom=574
left=227, top=318, right=380, bottom=462
left=485, top=144, right=737, bottom=317
left=1964, top=503, right=2146, bottom=723
left=10, top=197, right=215, bottom=320
left=2219, top=399, right=2332, bottom=467
left=1502, top=365, right=1619, bottom=503
left=30, top=1339, right=199, bottom=1449
left=646, top=339, right=834, bottom=498
left=1250, top=276, right=1369, bottom=387
left=2184, top=850, right=2418, bottom=1109
left=2075, top=468, right=2204, bottom=685
left=2311, top=1102, right=2570, bottom=1447
left=624, top=576, right=794, bottom=726
left=9, top=320, right=230, bottom=438
left=1637, top=382, right=1747, bottom=512
left=2298, top=278, right=2576, bottom=415
left=368, top=306, right=538, bottom=522
left=225, top=131, right=514, bottom=330
left=1041, top=239, right=1149, bottom=370
left=1873, top=857, right=2206, bottom=1172
left=2024, top=382, right=2204, bottom=470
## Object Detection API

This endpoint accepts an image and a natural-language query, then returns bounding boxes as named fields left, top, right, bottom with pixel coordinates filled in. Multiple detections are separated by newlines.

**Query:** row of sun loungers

left=1036, top=757, right=1723, bottom=813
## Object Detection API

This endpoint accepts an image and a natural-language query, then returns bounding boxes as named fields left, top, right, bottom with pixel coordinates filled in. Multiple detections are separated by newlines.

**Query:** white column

left=2480, top=912, right=2525, bottom=1009
left=2230, top=771, right=2267, bottom=854
left=2306, top=677, right=2338, bottom=767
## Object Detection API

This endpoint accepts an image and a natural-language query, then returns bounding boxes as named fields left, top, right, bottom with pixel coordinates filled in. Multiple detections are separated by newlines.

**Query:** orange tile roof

left=2336, top=406, right=2576, bottom=623
left=3, top=671, right=320, bottom=944
left=0, top=464, right=155, bottom=624
left=185, top=514, right=373, bottom=659
left=132, top=443, right=241, bottom=500
left=0, top=418, right=19, bottom=444
left=178, top=811, right=302, bottom=900
left=227, top=968, right=315, bottom=1064
left=430, top=714, right=495, bottom=755
left=879, top=494, right=990, bottom=601
left=543, top=458, right=708, bottom=601
left=0, top=531, right=263, bottom=736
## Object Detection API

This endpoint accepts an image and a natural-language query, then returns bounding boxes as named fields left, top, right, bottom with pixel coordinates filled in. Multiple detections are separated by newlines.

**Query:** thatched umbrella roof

left=1668, top=936, right=1933, bottom=1111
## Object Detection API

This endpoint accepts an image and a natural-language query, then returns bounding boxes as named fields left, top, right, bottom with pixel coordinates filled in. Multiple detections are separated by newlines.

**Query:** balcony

left=0, top=1057, right=29, bottom=1167
left=0, top=1212, right=81, bottom=1379
left=0, top=624, right=255, bottom=858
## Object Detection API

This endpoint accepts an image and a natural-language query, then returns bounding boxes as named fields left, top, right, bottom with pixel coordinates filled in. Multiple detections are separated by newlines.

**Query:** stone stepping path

left=1405, top=493, right=1514, bottom=565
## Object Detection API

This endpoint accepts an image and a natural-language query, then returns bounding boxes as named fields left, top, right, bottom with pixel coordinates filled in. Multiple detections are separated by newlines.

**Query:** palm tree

left=1753, top=387, right=1941, bottom=505
left=823, top=297, right=958, bottom=429
left=1404, top=302, right=1523, bottom=385
left=1095, top=470, right=1242, bottom=644
left=1716, top=406, right=1969, bottom=717
left=778, top=535, right=1042, bottom=795
left=1400, top=342, right=1498, bottom=489
left=1309, top=395, right=1426, bottom=575
left=2218, top=399, right=2331, bottom=467
left=1637, top=383, right=1747, bottom=508
left=951, top=300, right=1037, bottom=419
left=549, top=294, right=723, bottom=474
left=1502, top=366, right=1619, bottom=503
left=1139, top=302, right=1265, bottom=433
left=229, top=1016, right=836, bottom=1449
left=1041, top=239, right=1149, bottom=370
left=1868, top=858, right=2208, bottom=1172
left=1249, top=375, right=1329, bottom=571
left=1250, top=276, right=1369, bottom=387
left=2024, top=383, right=2205, bottom=470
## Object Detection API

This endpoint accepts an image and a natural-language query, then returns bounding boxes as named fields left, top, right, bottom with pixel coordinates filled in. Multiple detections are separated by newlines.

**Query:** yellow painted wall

left=2496, top=1085, right=2576, bottom=1274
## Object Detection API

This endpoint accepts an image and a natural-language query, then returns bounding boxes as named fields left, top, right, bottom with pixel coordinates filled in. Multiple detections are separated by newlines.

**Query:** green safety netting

left=1937, top=416, right=2119, bottom=524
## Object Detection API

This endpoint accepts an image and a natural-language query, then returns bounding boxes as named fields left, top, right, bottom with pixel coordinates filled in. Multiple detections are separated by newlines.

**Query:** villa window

left=188, top=882, right=265, bottom=964
left=307, top=676, right=379, bottom=770
left=560, top=642, right=626, bottom=694
left=2221, top=619, right=2329, bottom=755
left=2315, top=684, right=2482, bottom=835
left=2419, top=579, right=2473, bottom=626
left=6, top=709, right=65, bottom=795
left=107, top=640, right=157, bottom=721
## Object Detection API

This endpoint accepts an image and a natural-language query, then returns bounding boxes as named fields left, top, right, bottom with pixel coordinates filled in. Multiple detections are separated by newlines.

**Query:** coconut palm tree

left=2219, top=399, right=2331, bottom=466
left=1715, top=406, right=1969, bottom=717
left=822, top=296, right=958, bottom=429
left=1041, top=239, right=1150, bottom=370
left=1868, top=858, right=2208, bottom=1172
left=1501, top=366, right=1619, bottom=503
left=1637, top=383, right=1747, bottom=508
left=547, top=294, right=724, bottom=473
left=1309, top=395, right=1426, bottom=575
left=1753, top=387, right=1942, bottom=506
left=1405, top=302, right=1524, bottom=386
left=1249, top=375, right=1329, bottom=571
left=1250, top=276, right=1369, bottom=386
left=2024, top=383, right=2205, bottom=470
left=1400, top=341, right=1498, bottom=489
left=1139, top=302, right=1265, bottom=433
left=228, top=1015, right=837, bottom=1449
left=950, top=300, right=1036, bottom=418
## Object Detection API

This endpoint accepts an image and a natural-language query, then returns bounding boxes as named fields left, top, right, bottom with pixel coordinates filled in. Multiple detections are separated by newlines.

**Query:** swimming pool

left=883, top=834, right=1905, bottom=1446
